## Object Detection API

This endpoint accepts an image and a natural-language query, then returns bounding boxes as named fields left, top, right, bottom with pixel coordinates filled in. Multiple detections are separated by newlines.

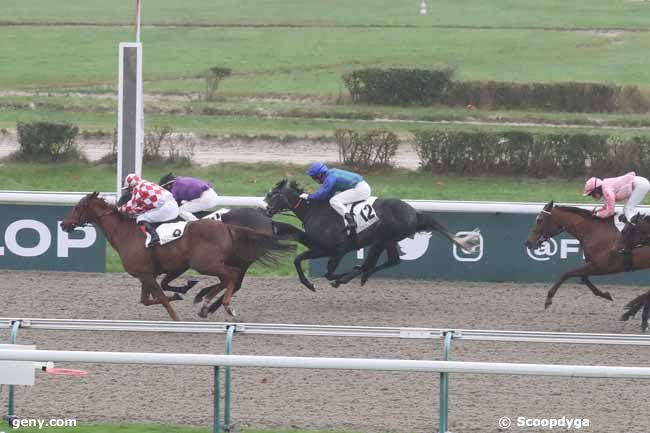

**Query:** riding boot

left=344, top=213, right=357, bottom=230
left=140, top=222, right=160, bottom=247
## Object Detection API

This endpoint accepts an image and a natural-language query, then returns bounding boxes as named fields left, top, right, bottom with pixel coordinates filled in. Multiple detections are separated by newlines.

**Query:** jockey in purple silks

left=159, top=173, right=219, bottom=221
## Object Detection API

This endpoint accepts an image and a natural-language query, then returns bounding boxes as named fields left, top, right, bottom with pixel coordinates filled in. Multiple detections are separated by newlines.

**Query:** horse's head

left=60, top=192, right=114, bottom=233
left=525, top=201, right=565, bottom=249
left=263, top=179, right=304, bottom=216
left=614, top=213, right=648, bottom=254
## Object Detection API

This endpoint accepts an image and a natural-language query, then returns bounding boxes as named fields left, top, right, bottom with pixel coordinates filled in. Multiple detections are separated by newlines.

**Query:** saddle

left=140, top=209, right=232, bottom=248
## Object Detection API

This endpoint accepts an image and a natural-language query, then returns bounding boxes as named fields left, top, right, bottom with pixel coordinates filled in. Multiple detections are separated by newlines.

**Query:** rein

left=293, top=198, right=303, bottom=209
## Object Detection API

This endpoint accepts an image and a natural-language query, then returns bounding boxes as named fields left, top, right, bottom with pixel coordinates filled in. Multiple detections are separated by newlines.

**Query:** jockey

left=159, top=172, right=219, bottom=221
left=302, top=162, right=371, bottom=230
left=583, top=171, right=650, bottom=223
left=118, top=173, right=179, bottom=246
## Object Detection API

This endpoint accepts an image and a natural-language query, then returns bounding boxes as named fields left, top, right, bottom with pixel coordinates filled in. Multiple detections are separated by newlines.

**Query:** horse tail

left=228, top=225, right=296, bottom=267
left=416, top=212, right=481, bottom=253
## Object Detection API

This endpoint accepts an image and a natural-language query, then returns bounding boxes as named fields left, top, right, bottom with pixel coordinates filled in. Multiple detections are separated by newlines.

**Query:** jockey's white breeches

left=329, top=181, right=371, bottom=217
left=178, top=188, right=219, bottom=221
left=136, top=199, right=180, bottom=224
left=624, top=176, right=650, bottom=220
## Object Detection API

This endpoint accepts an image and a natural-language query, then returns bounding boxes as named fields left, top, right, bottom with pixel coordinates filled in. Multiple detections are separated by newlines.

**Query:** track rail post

left=439, top=330, right=457, bottom=433
left=224, top=325, right=236, bottom=431
left=213, top=366, right=220, bottom=433
left=4, top=320, right=22, bottom=426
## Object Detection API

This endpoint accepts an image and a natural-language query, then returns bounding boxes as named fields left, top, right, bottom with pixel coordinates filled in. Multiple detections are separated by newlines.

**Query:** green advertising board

left=0, top=204, right=106, bottom=272
left=310, top=212, right=650, bottom=284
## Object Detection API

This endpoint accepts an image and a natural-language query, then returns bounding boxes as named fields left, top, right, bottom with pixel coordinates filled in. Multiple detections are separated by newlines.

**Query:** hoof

left=186, top=278, right=199, bottom=291
left=544, top=299, right=552, bottom=309
left=603, top=292, right=613, bottom=301
left=193, top=295, right=204, bottom=304
left=620, top=313, right=631, bottom=322
left=198, top=306, right=209, bottom=318
left=225, top=306, right=237, bottom=317
left=302, top=280, right=316, bottom=292
left=172, top=293, right=183, bottom=301
left=330, top=280, right=341, bottom=288
left=360, top=276, right=369, bottom=286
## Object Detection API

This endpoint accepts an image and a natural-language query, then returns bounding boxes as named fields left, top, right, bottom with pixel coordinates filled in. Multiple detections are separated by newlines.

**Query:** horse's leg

left=208, top=273, right=246, bottom=314
left=545, top=263, right=596, bottom=309
left=293, top=248, right=329, bottom=292
left=332, top=242, right=386, bottom=287
left=360, top=242, right=401, bottom=286
left=642, top=290, right=650, bottom=332
left=323, top=249, right=347, bottom=281
left=141, top=276, right=180, bottom=321
left=273, top=222, right=309, bottom=243
left=139, top=282, right=181, bottom=305
left=621, top=292, right=647, bottom=321
left=193, top=281, right=225, bottom=305
left=160, top=267, right=199, bottom=295
left=195, top=263, right=239, bottom=318
left=581, top=277, right=613, bottom=301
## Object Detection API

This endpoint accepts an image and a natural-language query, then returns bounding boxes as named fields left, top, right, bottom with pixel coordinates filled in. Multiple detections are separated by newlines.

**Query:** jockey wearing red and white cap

left=118, top=173, right=179, bottom=246
left=583, top=171, right=650, bottom=222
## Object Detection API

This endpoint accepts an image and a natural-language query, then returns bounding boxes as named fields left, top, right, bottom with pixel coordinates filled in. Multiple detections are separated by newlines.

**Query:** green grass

left=3, top=0, right=650, bottom=29
left=2, top=26, right=650, bottom=92
left=4, top=108, right=650, bottom=141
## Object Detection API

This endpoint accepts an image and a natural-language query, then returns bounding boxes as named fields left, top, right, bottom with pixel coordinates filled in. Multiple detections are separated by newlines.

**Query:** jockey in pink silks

left=582, top=171, right=650, bottom=223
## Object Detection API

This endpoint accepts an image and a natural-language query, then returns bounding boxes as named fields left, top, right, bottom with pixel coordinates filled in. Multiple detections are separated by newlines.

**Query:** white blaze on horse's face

left=526, top=204, right=556, bottom=249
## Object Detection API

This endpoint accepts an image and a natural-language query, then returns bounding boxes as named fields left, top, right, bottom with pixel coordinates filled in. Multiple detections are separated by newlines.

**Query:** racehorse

left=61, top=192, right=294, bottom=320
left=525, top=201, right=650, bottom=329
left=264, top=179, right=480, bottom=290
left=117, top=188, right=307, bottom=308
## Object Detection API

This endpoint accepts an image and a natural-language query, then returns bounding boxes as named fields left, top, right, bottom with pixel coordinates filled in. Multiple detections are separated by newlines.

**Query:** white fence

left=1, top=190, right=647, bottom=215
left=2, top=348, right=650, bottom=379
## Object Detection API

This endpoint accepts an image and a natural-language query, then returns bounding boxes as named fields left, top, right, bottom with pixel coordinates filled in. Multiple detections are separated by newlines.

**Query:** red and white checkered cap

left=122, top=173, right=142, bottom=190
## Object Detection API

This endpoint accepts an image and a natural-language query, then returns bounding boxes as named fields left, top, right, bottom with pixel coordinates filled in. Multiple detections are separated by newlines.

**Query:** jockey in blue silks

left=301, top=162, right=371, bottom=230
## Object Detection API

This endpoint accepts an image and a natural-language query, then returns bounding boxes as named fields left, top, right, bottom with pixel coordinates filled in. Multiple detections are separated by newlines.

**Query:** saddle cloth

left=348, top=197, right=379, bottom=233
left=199, top=208, right=231, bottom=221
left=143, top=221, right=187, bottom=248
left=142, top=209, right=232, bottom=247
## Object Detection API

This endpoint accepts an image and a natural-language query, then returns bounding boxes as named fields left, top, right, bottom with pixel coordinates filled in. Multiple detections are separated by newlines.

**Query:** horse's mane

left=555, top=205, right=608, bottom=220
left=288, top=180, right=304, bottom=193
left=83, top=192, right=129, bottom=222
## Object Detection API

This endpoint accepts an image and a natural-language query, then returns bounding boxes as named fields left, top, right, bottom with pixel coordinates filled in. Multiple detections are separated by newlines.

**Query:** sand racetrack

left=2, top=271, right=650, bottom=432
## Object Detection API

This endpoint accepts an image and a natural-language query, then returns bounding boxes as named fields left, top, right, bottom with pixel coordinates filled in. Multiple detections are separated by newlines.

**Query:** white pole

left=135, top=0, right=142, bottom=43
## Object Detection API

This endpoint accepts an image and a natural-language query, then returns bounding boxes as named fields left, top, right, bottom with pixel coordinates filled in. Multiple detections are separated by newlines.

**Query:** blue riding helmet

left=306, top=162, right=328, bottom=177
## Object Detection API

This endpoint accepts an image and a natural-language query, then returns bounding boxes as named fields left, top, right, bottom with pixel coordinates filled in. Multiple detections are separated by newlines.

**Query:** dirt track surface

left=2, top=271, right=650, bottom=432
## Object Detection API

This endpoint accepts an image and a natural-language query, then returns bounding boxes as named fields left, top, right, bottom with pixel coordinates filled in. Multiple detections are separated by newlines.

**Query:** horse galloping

left=264, top=179, right=480, bottom=290
left=61, top=192, right=295, bottom=320
left=525, top=201, right=650, bottom=330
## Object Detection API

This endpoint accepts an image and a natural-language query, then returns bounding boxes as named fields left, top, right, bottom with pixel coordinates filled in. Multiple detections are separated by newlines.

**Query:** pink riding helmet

left=122, top=173, right=142, bottom=190
left=582, top=177, right=603, bottom=196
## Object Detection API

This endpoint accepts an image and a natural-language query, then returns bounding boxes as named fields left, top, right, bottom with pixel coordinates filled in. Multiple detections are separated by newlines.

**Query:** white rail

left=1, top=349, right=650, bottom=379
left=3, top=318, right=650, bottom=345
left=1, top=190, right=648, bottom=215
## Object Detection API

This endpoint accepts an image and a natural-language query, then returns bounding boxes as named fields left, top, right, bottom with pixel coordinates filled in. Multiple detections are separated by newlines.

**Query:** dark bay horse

left=61, top=192, right=294, bottom=320
left=264, top=179, right=480, bottom=290
left=525, top=201, right=650, bottom=327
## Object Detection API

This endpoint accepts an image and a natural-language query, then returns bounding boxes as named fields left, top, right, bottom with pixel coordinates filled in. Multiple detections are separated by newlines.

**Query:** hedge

left=413, top=130, right=650, bottom=177
left=342, top=68, right=650, bottom=112
left=335, top=129, right=399, bottom=169
left=15, top=121, right=84, bottom=162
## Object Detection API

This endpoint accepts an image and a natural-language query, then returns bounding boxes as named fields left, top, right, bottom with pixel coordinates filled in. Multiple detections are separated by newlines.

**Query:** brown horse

left=60, top=192, right=294, bottom=320
left=525, top=201, right=627, bottom=309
